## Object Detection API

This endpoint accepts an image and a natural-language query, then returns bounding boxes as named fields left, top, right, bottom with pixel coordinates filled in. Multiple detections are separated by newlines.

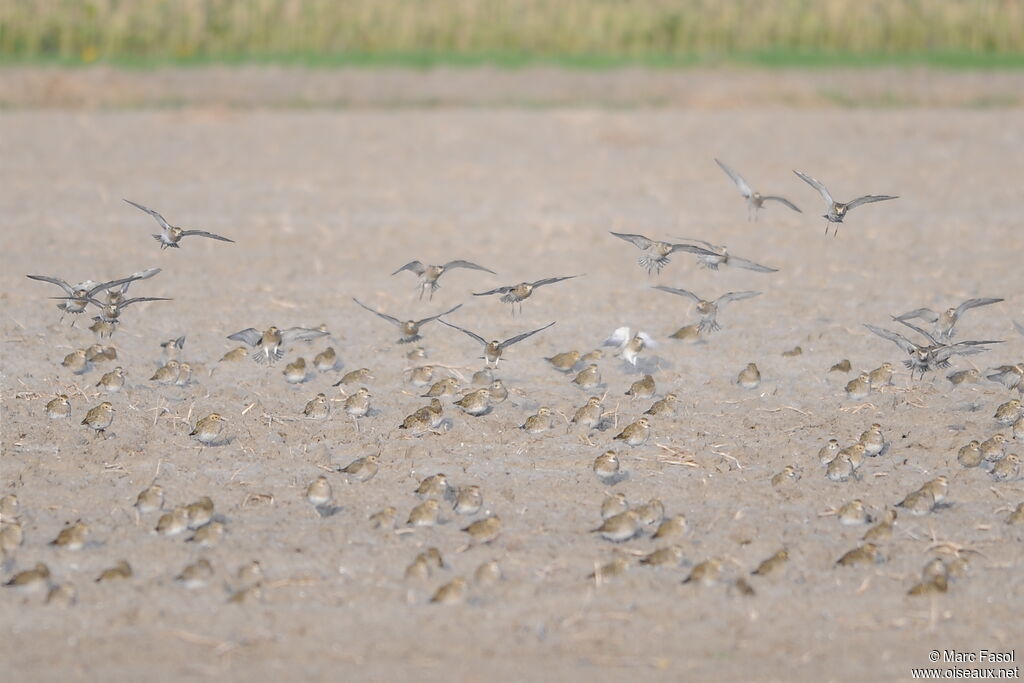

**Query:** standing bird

left=306, top=476, right=334, bottom=515
left=352, top=298, right=461, bottom=344
left=472, top=276, right=578, bottom=315
left=46, top=394, right=71, bottom=419
left=189, top=413, right=227, bottom=447
left=572, top=396, right=605, bottom=431
left=545, top=350, right=581, bottom=373
left=737, top=362, right=761, bottom=389
left=81, top=402, right=114, bottom=438
left=614, top=417, right=651, bottom=447
left=454, top=388, right=492, bottom=416
left=793, top=171, right=898, bottom=236
left=338, top=454, right=380, bottom=483
left=521, top=406, right=554, bottom=434
left=894, top=297, right=1003, bottom=341
left=672, top=237, right=778, bottom=273
left=123, top=199, right=234, bottom=249
left=864, top=322, right=1000, bottom=378
left=391, top=260, right=495, bottom=300
left=303, top=393, right=330, bottom=420
left=571, top=364, right=602, bottom=390
left=344, top=388, right=372, bottom=431
left=609, top=232, right=716, bottom=275
left=226, top=325, right=328, bottom=365
left=26, top=273, right=144, bottom=324
left=714, top=159, right=802, bottom=221
left=96, top=366, right=126, bottom=394
left=653, top=287, right=760, bottom=333
left=439, top=320, right=555, bottom=366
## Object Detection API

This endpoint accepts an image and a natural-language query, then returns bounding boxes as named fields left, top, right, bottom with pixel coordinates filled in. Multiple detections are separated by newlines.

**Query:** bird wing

left=610, top=232, right=653, bottom=250
left=668, top=243, right=717, bottom=256
left=953, top=297, right=1003, bottom=320
left=1014, top=320, right=1024, bottom=337
left=86, top=275, right=147, bottom=298
left=893, top=318, right=941, bottom=345
left=280, top=327, right=330, bottom=346
left=472, top=285, right=513, bottom=296
left=846, top=195, right=898, bottom=209
left=793, top=171, right=834, bottom=205
left=119, top=267, right=162, bottom=293
left=227, top=328, right=262, bottom=347
left=725, top=255, right=778, bottom=273
left=955, top=340, right=1002, bottom=350
left=714, top=159, right=753, bottom=199
left=180, top=230, right=234, bottom=243
left=391, top=260, right=426, bottom=276
left=63, top=295, right=105, bottom=308
left=935, top=340, right=1001, bottom=363
left=162, top=335, right=186, bottom=349
left=119, top=296, right=172, bottom=309
left=26, top=274, right=75, bottom=296
left=444, top=260, right=495, bottom=274
left=416, top=303, right=463, bottom=326
left=352, top=298, right=402, bottom=326
left=670, top=236, right=718, bottom=251
left=530, top=275, right=578, bottom=288
left=864, top=324, right=917, bottom=354
left=716, top=291, right=761, bottom=307
left=500, top=321, right=556, bottom=349
left=652, top=286, right=702, bottom=303
left=131, top=267, right=162, bottom=280
left=602, top=326, right=631, bottom=348
left=124, top=199, right=172, bottom=230
left=894, top=308, right=940, bottom=324
left=439, top=319, right=487, bottom=346
left=637, top=331, right=658, bottom=348
left=761, top=196, right=802, bottom=212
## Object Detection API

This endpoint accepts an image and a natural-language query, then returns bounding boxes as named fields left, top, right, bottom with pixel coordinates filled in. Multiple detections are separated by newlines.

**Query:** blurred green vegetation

left=2, top=0, right=1022, bottom=68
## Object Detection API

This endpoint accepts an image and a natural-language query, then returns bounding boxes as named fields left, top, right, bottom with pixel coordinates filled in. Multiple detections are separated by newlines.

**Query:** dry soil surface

left=1, top=72, right=1024, bottom=682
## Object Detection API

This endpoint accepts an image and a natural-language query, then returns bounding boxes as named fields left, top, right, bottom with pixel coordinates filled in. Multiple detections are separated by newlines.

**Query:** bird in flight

left=440, top=320, right=555, bottom=366
left=653, top=286, right=760, bottom=333
left=894, top=297, right=1003, bottom=342
left=103, top=267, right=162, bottom=306
left=603, top=327, right=656, bottom=366
left=672, top=237, right=778, bottom=273
left=391, top=260, right=495, bottom=300
left=352, top=298, right=462, bottom=343
left=793, top=171, right=897, bottom=236
left=73, top=294, right=172, bottom=324
left=864, top=320, right=1000, bottom=379
left=715, top=159, right=801, bottom=221
left=27, top=272, right=149, bottom=323
left=610, top=232, right=717, bottom=275
left=473, top=276, right=578, bottom=314
left=124, top=199, right=235, bottom=249
left=226, top=326, right=329, bottom=365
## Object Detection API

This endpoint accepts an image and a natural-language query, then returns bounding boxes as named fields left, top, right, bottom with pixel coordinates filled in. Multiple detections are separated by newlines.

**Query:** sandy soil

left=1, top=76, right=1024, bottom=682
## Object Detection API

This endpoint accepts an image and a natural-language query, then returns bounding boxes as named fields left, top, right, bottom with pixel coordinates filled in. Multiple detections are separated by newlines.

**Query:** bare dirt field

left=1, top=69, right=1023, bottom=682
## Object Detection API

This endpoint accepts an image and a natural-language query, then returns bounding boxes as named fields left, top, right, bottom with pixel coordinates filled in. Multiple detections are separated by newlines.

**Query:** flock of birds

left=4, top=160, right=1024, bottom=608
